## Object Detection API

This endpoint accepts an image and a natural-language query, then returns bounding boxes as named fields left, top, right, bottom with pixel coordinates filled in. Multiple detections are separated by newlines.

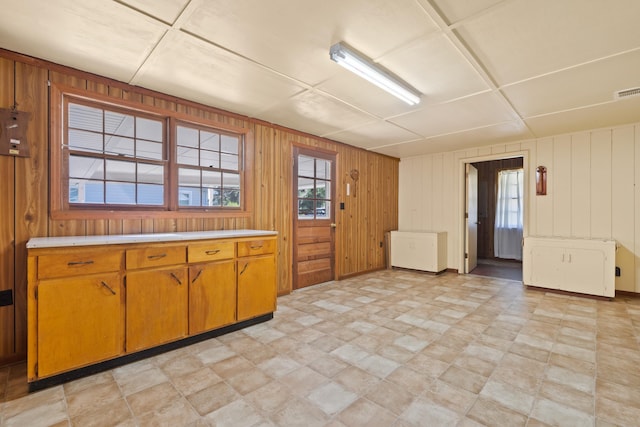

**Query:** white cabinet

left=390, top=231, right=447, bottom=273
left=523, top=237, right=616, bottom=297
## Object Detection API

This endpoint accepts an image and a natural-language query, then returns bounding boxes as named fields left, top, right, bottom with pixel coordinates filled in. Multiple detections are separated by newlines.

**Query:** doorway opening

left=464, top=156, right=525, bottom=281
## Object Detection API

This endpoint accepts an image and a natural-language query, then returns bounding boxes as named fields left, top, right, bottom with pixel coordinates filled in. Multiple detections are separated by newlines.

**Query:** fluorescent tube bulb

left=330, top=42, right=421, bottom=105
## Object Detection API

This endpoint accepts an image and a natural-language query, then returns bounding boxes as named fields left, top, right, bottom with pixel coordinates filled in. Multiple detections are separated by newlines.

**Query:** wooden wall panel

left=535, top=138, right=554, bottom=236
left=14, top=62, right=49, bottom=358
left=0, top=50, right=399, bottom=365
left=636, top=124, right=640, bottom=292
left=0, top=58, right=15, bottom=359
left=590, top=130, right=612, bottom=239
left=570, top=133, right=591, bottom=238
left=612, top=126, right=635, bottom=292
left=552, top=135, right=572, bottom=237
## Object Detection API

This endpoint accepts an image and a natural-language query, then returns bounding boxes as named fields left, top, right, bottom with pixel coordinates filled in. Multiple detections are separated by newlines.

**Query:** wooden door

left=37, top=273, right=123, bottom=377
left=465, top=164, right=478, bottom=273
left=126, top=266, right=188, bottom=352
left=189, top=260, right=236, bottom=334
left=293, top=148, right=336, bottom=289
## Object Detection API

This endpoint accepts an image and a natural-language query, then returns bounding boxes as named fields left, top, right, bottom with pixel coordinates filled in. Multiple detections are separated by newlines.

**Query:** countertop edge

left=27, top=230, right=278, bottom=249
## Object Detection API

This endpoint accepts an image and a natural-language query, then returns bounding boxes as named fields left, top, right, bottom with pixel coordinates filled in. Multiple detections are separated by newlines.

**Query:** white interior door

left=465, top=164, right=478, bottom=273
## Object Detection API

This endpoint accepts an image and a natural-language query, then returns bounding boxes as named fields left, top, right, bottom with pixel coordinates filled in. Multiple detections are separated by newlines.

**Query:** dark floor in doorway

left=471, top=258, right=522, bottom=281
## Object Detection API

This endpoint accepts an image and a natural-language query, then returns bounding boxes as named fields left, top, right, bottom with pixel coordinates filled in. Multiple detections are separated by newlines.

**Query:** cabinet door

left=189, top=261, right=236, bottom=334
left=126, top=267, right=188, bottom=352
left=37, top=273, right=123, bottom=377
left=529, top=246, right=564, bottom=290
left=562, top=248, right=607, bottom=295
left=237, top=255, right=276, bottom=321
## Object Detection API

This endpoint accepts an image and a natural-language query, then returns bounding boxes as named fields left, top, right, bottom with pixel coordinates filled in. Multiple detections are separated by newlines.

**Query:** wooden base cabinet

left=37, top=272, right=124, bottom=378
left=126, top=267, right=189, bottom=353
left=27, top=231, right=277, bottom=386
left=189, top=260, right=236, bottom=334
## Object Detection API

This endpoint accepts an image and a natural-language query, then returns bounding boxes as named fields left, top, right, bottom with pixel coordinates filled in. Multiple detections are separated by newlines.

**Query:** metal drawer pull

left=147, top=253, right=167, bottom=260
left=250, top=245, right=263, bottom=250
left=239, top=263, right=249, bottom=275
left=205, top=249, right=221, bottom=255
left=100, top=281, right=116, bottom=295
left=191, top=270, right=202, bottom=283
left=170, top=272, right=182, bottom=285
left=68, top=260, right=94, bottom=266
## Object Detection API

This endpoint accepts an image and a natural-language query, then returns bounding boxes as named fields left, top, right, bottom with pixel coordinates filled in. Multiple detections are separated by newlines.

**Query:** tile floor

left=1, top=269, right=640, bottom=426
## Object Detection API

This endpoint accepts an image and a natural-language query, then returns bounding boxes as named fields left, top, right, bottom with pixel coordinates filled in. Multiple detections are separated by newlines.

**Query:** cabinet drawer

left=237, top=239, right=276, bottom=257
left=38, top=250, right=124, bottom=279
left=188, top=241, right=235, bottom=263
left=126, top=245, right=186, bottom=270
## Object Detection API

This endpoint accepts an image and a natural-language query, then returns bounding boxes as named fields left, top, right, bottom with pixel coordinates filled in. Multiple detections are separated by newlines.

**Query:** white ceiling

left=1, top=0, right=640, bottom=158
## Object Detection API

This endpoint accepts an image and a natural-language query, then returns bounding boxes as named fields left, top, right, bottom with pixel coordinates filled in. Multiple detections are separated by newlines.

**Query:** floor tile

left=2, top=270, right=640, bottom=426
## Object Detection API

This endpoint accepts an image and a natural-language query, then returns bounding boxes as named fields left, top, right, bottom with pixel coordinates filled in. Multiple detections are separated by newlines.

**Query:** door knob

left=330, top=223, right=337, bottom=228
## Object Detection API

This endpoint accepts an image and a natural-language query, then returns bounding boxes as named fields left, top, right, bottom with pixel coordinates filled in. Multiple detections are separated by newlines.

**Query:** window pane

left=221, top=153, right=238, bottom=171
left=69, top=129, right=103, bottom=153
left=298, top=177, right=314, bottom=198
left=105, top=111, right=134, bottom=137
left=316, top=201, right=330, bottom=219
left=221, top=134, right=239, bottom=154
left=106, top=182, right=135, bottom=204
left=136, top=140, right=163, bottom=160
left=138, top=163, right=164, bottom=184
left=316, top=180, right=330, bottom=199
left=136, top=117, right=163, bottom=142
left=69, top=103, right=102, bottom=132
left=177, top=126, right=198, bottom=148
left=201, top=131, right=219, bottom=151
left=222, top=172, right=240, bottom=207
left=177, top=147, right=198, bottom=166
left=178, top=187, right=201, bottom=206
left=69, top=179, right=104, bottom=204
left=105, top=135, right=134, bottom=157
left=137, top=184, right=163, bottom=205
left=202, top=170, right=222, bottom=188
left=200, top=150, right=219, bottom=168
left=179, top=168, right=200, bottom=186
left=298, top=199, right=314, bottom=218
left=298, top=155, right=314, bottom=177
left=69, top=155, right=104, bottom=180
left=201, top=188, right=221, bottom=206
left=316, top=159, right=331, bottom=180
left=106, top=159, right=136, bottom=182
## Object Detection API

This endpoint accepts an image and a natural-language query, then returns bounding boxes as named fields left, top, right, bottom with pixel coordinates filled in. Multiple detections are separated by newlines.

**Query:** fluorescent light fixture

left=329, top=42, right=421, bottom=105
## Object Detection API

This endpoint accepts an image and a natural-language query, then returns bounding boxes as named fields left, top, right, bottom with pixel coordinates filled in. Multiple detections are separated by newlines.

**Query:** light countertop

left=27, top=230, right=277, bottom=249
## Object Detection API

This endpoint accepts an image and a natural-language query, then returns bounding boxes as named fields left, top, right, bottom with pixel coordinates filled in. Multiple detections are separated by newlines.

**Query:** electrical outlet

left=615, top=266, right=621, bottom=277
left=0, top=289, right=13, bottom=306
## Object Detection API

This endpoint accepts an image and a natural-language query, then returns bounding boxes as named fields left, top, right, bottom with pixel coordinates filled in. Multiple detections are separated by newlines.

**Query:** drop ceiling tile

left=133, top=32, right=307, bottom=116
left=389, top=91, right=518, bottom=137
left=525, top=97, right=640, bottom=138
left=117, top=0, right=189, bottom=23
left=181, top=0, right=439, bottom=86
left=318, top=34, right=491, bottom=118
left=257, top=91, right=377, bottom=137
left=457, top=0, right=640, bottom=85
left=503, top=49, right=640, bottom=118
left=0, top=0, right=167, bottom=82
left=425, top=0, right=506, bottom=24
left=374, top=120, right=532, bottom=158
left=322, top=121, right=422, bottom=150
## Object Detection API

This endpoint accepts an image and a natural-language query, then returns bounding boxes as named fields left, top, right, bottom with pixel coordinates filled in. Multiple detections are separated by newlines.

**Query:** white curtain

left=494, top=169, right=523, bottom=260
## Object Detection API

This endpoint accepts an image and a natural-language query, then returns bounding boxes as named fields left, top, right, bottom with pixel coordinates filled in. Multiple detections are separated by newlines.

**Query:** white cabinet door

left=562, top=248, right=608, bottom=296
left=529, top=245, right=564, bottom=289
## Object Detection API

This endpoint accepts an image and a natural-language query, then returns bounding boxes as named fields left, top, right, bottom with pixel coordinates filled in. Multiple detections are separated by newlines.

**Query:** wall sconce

left=536, top=166, right=547, bottom=195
